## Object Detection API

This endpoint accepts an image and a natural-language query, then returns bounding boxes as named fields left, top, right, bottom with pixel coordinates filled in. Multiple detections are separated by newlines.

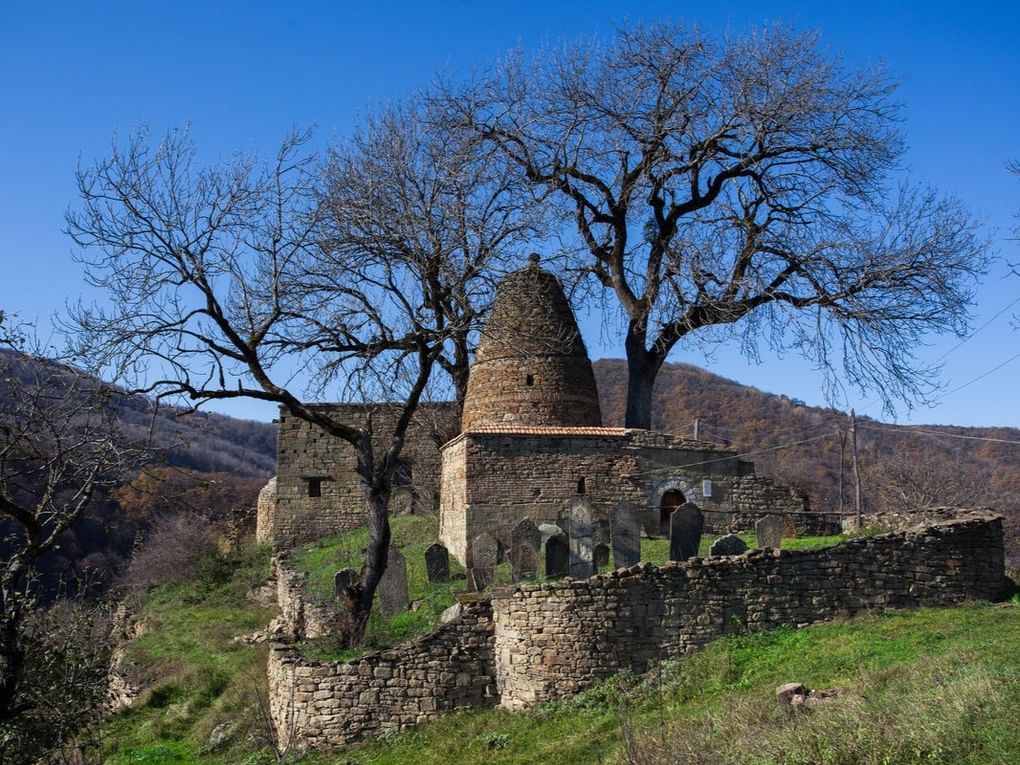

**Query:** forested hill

left=594, top=358, right=1020, bottom=562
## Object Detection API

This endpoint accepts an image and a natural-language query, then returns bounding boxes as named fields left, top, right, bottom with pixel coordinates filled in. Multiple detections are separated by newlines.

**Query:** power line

left=627, top=430, right=836, bottom=477
left=931, top=349, right=1020, bottom=402
left=859, top=422, right=1020, bottom=447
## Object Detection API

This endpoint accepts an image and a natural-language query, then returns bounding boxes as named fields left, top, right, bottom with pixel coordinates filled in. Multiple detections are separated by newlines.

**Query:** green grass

left=294, top=517, right=880, bottom=661
left=102, top=542, right=277, bottom=765
left=325, top=603, right=1020, bottom=765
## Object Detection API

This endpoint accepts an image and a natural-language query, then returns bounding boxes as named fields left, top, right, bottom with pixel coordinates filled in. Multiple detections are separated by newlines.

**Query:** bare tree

left=446, top=23, right=990, bottom=428
left=0, top=317, right=134, bottom=760
left=65, top=107, right=535, bottom=641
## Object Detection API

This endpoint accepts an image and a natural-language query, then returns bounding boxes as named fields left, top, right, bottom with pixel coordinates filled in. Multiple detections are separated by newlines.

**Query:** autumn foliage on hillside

left=594, top=359, right=1020, bottom=565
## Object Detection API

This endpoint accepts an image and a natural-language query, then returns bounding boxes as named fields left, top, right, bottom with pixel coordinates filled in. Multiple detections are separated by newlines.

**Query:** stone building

left=265, top=257, right=806, bottom=552
left=437, top=257, right=805, bottom=563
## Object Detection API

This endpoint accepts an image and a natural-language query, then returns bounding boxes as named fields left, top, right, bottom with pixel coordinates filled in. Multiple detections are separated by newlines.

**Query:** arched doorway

left=660, top=489, right=685, bottom=536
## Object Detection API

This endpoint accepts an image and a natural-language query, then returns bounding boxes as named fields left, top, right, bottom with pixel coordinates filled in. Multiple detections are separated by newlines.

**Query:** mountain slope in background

left=594, top=359, right=1020, bottom=565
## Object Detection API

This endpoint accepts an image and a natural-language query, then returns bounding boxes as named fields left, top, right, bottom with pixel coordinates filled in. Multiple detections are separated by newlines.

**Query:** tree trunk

left=341, top=434, right=393, bottom=646
left=623, top=323, right=664, bottom=430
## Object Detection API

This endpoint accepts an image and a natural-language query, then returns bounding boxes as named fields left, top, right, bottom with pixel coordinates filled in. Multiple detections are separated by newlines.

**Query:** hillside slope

left=593, top=359, right=1020, bottom=563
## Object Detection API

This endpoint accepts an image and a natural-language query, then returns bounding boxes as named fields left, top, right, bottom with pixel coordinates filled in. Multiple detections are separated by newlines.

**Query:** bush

left=123, top=514, right=217, bottom=590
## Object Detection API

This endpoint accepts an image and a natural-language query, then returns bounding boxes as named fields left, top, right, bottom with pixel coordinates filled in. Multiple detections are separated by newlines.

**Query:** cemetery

left=259, top=260, right=1011, bottom=750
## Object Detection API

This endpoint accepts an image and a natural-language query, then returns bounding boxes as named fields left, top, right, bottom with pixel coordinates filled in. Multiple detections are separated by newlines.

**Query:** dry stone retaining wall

left=268, top=602, right=496, bottom=750
left=268, top=512, right=1006, bottom=749
left=273, top=555, right=341, bottom=641
left=491, top=512, right=1007, bottom=708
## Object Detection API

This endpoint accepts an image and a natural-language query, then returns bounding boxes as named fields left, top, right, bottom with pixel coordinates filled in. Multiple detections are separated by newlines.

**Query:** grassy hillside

left=104, top=534, right=1020, bottom=765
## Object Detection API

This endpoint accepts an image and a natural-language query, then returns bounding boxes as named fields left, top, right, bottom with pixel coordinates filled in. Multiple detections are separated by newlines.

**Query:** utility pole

left=693, top=418, right=700, bottom=441
left=850, top=409, right=863, bottom=528
left=837, top=428, right=848, bottom=516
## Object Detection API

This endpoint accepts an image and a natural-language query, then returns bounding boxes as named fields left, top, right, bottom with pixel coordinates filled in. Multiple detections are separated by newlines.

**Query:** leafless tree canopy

left=64, top=103, right=538, bottom=642
left=445, top=23, right=990, bottom=427
left=0, top=317, right=138, bottom=753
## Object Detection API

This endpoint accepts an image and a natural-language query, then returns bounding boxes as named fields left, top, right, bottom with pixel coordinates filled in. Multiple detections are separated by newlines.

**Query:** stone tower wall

left=273, top=403, right=459, bottom=548
left=461, top=262, right=602, bottom=431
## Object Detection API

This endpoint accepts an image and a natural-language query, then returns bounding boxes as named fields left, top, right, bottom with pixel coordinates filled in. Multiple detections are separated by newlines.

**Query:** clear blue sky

left=2, top=1, right=1018, bottom=426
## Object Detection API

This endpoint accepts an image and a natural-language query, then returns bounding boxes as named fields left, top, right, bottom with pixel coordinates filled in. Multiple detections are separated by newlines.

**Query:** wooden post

left=850, top=409, right=863, bottom=528
left=837, top=429, right=847, bottom=516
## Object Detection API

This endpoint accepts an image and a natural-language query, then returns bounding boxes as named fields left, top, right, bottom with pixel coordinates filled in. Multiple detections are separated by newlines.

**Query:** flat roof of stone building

left=442, top=424, right=735, bottom=454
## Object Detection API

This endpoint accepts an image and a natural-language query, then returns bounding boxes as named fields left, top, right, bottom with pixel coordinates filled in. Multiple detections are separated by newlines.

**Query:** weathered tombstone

left=509, top=519, right=542, bottom=582
left=566, top=497, right=594, bottom=579
left=544, top=535, right=569, bottom=579
left=468, top=532, right=498, bottom=592
left=593, top=543, right=610, bottom=572
left=333, top=567, right=357, bottom=598
left=593, top=515, right=612, bottom=549
left=669, top=502, right=704, bottom=561
left=424, top=542, right=450, bottom=583
left=539, top=523, right=564, bottom=544
left=611, top=501, right=641, bottom=569
left=709, top=533, right=748, bottom=557
left=378, top=546, right=409, bottom=615
left=755, top=515, right=784, bottom=550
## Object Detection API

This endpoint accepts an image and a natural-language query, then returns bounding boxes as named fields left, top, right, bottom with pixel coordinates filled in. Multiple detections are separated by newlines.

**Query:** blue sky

left=1, top=1, right=1018, bottom=426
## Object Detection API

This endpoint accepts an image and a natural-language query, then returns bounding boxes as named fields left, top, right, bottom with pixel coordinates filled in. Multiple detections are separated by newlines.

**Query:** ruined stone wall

left=273, top=554, right=341, bottom=640
left=268, top=602, right=496, bottom=750
left=704, top=475, right=820, bottom=534
left=491, top=512, right=1007, bottom=708
left=273, top=403, right=459, bottom=548
left=267, top=512, right=1006, bottom=748
left=255, top=477, right=277, bottom=545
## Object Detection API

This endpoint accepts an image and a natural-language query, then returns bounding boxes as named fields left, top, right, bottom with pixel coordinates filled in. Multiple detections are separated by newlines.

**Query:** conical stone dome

left=461, top=255, right=603, bottom=431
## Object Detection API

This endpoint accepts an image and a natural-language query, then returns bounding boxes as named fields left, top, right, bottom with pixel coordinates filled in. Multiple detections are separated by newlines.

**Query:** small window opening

left=525, top=374, right=534, bottom=387
left=577, top=477, right=586, bottom=495
left=307, top=477, right=322, bottom=498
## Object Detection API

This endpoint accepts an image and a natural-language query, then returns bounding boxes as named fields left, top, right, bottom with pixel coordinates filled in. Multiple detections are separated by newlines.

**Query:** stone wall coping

left=270, top=600, right=494, bottom=668
left=440, top=426, right=734, bottom=453
left=489, top=510, right=1003, bottom=601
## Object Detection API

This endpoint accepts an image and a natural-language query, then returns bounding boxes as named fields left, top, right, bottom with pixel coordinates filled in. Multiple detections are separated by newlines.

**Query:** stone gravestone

left=424, top=542, right=450, bottom=583
left=510, top=518, right=542, bottom=582
left=566, top=497, right=594, bottom=579
left=333, top=567, right=357, bottom=598
left=539, top=522, right=564, bottom=545
left=709, top=533, right=748, bottom=557
left=669, top=502, right=705, bottom=562
left=378, top=546, right=409, bottom=616
left=468, top=532, right=498, bottom=592
left=611, top=501, right=641, bottom=569
left=755, top=515, right=784, bottom=550
left=544, top=535, right=569, bottom=579
left=593, top=543, right=610, bottom=572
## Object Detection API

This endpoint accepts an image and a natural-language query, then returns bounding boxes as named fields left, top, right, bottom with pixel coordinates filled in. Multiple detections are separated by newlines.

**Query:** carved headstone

left=566, top=497, right=594, bottom=579
left=709, top=533, right=748, bottom=557
left=424, top=542, right=450, bottom=583
left=593, top=543, right=610, bottom=572
left=378, top=546, right=409, bottom=616
left=510, top=519, right=542, bottom=582
left=611, top=501, right=641, bottom=569
left=755, top=515, right=784, bottom=550
left=669, top=502, right=704, bottom=562
left=468, top=532, right=498, bottom=592
left=333, top=567, right=357, bottom=598
left=593, top=515, right=611, bottom=549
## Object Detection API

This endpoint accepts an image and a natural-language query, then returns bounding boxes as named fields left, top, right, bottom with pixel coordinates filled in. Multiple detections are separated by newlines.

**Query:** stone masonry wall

left=268, top=512, right=1006, bottom=750
left=274, top=403, right=459, bottom=548
left=273, top=554, right=341, bottom=641
left=268, top=602, right=496, bottom=750
left=255, top=477, right=277, bottom=545
left=491, top=511, right=1007, bottom=708
left=439, top=430, right=809, bottom=563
